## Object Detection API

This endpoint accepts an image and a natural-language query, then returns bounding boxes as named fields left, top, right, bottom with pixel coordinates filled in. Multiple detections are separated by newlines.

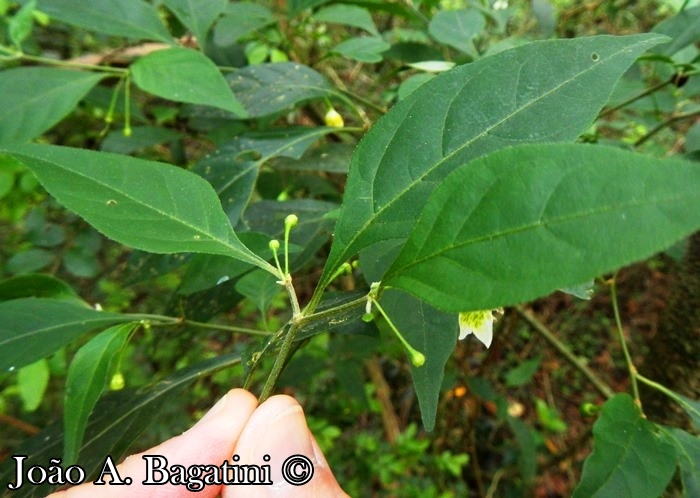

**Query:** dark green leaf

left=131, top=47, right=246, bottom=116
left=0, top=274, right=80, bottom=302
left=6, top=248, right=54, bottom=274
left=213, top=2, right=275, bottom=45
left=573, top=394, right=676, bottom=498
left=677, top=393, right=700, bottom=431
left=288, top=0, right=330, bottom=17
left=0, top=353, right=241, bottom=497
left=37, top=0, right=172, bottom=42
left=227, top=62, right=334, bottom=117
left=317, top=34, right=667, bottom=296
left=0, top=298, right=133, bottom=372
left=333, top=36, right=390, bottom=63
left=64, top=323, right=137, bottom=465
left=100, top=126, right=183, bottom=154
left=270, top=143, right=354, bottom=173
left=0, top=68, right=105, bottom=143
left=381, top=289, right=458, bottom=431
left=162, top=0, right=226, bottom=46
left=507, top=416, right=537, bottom=485
left=505, top=356, right=542, bottom=387
left=0, top=144, right=275, bottom=273
left=385, top=144, right=700, bottom=312
left=428, top=9, right=485, bottom=55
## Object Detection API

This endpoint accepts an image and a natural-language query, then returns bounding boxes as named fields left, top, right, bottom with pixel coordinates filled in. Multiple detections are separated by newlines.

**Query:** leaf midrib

left=387, top=192, right=690, bottom=278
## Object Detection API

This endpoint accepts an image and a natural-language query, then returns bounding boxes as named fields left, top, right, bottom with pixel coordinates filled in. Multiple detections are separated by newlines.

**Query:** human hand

left=48, top=389, right=348, bottom=497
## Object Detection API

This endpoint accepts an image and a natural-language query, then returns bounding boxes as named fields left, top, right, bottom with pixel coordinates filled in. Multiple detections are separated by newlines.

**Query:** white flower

left=493, top=0, right=509, bottom=10
left=458, top=310, right=498, bottom=348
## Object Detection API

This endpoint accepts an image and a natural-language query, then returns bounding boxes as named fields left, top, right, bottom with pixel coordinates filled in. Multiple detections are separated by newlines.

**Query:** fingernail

left=250, top=405, right=315, bottom=483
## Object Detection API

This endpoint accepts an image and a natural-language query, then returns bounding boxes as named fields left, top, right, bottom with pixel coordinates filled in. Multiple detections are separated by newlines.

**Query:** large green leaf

left=37, top=0, right=172, bottom=42
left=63, top=323, right=137, bottom=466
left=227, top=62, right=335, bottom=117
left=0, top=144, right=276, bottom=273
left=131, top=47, right=246, bottom=116
left=315, top=34, right=667, bottom=299
left=0, top=68, right=105, bottom=143
left=652, top=6, right=700, bottom=56
left=162, top=0, right=227, bottom=47
left=384, top=144, right=700, bottom=312
left=0, top=353, right=241, bottom=497
left=573, top=394, right=676, bottom=498
left=381, top=289, right=457, bottom=431
left=0, top=298, right=134, bottom=372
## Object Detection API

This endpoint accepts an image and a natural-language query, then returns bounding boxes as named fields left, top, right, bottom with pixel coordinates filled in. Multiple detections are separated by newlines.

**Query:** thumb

left=223, top=395, right=348, bottom=497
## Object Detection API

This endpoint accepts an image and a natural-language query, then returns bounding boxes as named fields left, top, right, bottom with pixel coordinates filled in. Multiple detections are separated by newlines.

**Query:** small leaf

left=17, top=359, right=50, bottom=412
left=428, top=9, right=485, bottom=55
left=131, top=47, right=246, bottom=117
left=213, top=3, right=276, bottom=45
left=385, top=144, right=700, bottom=312
left=333, top=37, right=390, bottom=63
left=9, top=0, right=36, bottom=46
left=64, top=323, right=137, bottom=465
left=573, top=394, right=676, bottom=498
left=314, top=4, right=379, bottom=36
left=676, top=392, right=700, bottom=431
left=37, top=0, right=172, bottom=42
left=0, top=68, right=105, bottom=143
left=505, top=356, right=542, bottom=387
left=0, top=298, right=134, bottom=372
left=161, top=0, right=226, bottom=46
left=100, top=126, right=183, bottom=154
left=0, top=274, right=80, bottom=302
left=227, top=62, right=334, bottom=117
left=0, top=144, right=275, bottom=273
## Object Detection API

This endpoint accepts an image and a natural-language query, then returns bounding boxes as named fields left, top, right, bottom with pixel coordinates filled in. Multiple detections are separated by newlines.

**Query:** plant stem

left=636, top=373, right=700, bottom=420
left=598, top=78, right=671, bottom=119
left=634, top=108, right=700, bottom=146
left=516, top=307, right=614, bottom=399
left=0, top=46, right=126, bottom=74
left=181, top=319, right=273, bottom=336
left=608, top=276, right=642, bottom=409
left=259, top=319, right=301, bottom=402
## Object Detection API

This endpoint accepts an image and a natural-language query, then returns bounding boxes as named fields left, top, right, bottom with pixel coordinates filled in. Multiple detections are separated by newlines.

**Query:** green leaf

left=9, top=0, right=36, bottom=47
left=0, top=298, right=134, bottom=372
left=316, top=34, right=667, bottom=296
left=0, top=353, right=242, bottom=497
left=677, top=393, right=700, bottom=431
left=0, top=274, right=80, bottom=302
left=332, top=36, right=390, bottom=63
left=228, top=62, right=334, bottom=117
left=17, top=358, right=50, bottom=412
left=131, top=47, right=246, bottom=117
left=100, top=126, right=183, bottom=154
left=573, top=394, right=676, bottom=498
left=385, top=144, right=700, bottom=312
left=666, top=428, right=700, bottom=497
left=6, top=248, right=54, bottom=274
left=380, top=289, right=457, bottom=432
left=0, top=68, right=105, bottom=143
left=63, top=323, right=136, bottom=465
left=162, top=0, right=226, bottom=47
left=37, top=0, right=172, bottom=42
left=652, top=6, right=700, bottom=56
left=505, top=356, right=542, bottom=387
left=288, top=0, right=330, bottom=17
left=314, top=4, right=379, bottom=35
left=428, top=9, right=485, bottom=55
left=0, top=144, right=275, bottom=273
left=507, top=416, right=537, bottom=484
left=213, top=2, right=276, bottom=45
